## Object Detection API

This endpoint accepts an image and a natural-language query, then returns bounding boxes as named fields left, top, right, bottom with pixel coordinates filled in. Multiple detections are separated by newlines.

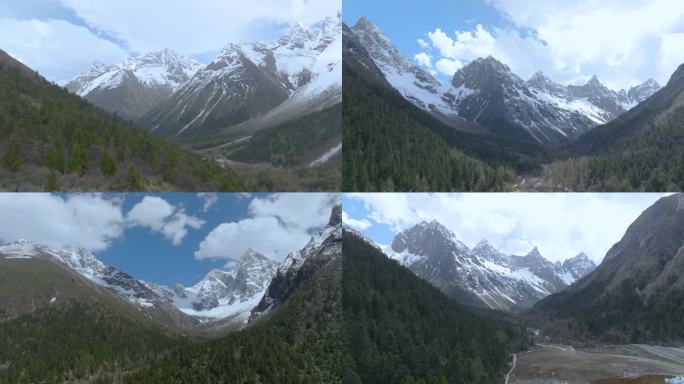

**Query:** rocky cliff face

left=250, top=203, right=342, bottom=320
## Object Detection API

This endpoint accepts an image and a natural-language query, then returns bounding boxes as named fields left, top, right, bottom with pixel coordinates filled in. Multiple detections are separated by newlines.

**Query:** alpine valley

left=0, top=13, right=341, bottom=191
left=342, top=16, right=684, bottom=192
left=0, top=204, right=343, bottom=383
left=64, top=14, right=343, bottom=191
left=343, top=193, right=684, bottom=383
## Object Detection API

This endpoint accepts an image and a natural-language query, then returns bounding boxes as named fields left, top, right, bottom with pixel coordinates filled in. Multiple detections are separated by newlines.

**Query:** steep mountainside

left=146, top=248, right=278, bottom=325
left=251, top=203, right=342, bottom=320
left=342, top=230, right=530, bottom=383
left=0, top=49, right=244, bottom=191
left=349, top=16, right=659, bottom=145
left=531, top=193, right=684, bottom=343
left=139, top=15, right=342, bottom=147
left=343, top=22, right=551, bottom=192
left=387, top=221, right=596, bottom=311
left=127, top=207, right=343, bottom=383
left=65, top=50, right=202, bottom=120
left=0, top=240, right=277, bottom=329
left=544, top=63, right=684, bottom=191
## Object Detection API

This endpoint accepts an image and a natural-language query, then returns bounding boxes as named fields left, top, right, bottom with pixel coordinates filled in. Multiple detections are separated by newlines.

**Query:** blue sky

left=95, top=193, right=252, bottom=286
left=343, top=193, right=667, bottom=264
left=344, top=0, right=684, bottom=90
left=0, top=193, right=337, bottom=287
left=344, top=0, right=507, bottom=81
left=0, top=0, right=340, bottom=82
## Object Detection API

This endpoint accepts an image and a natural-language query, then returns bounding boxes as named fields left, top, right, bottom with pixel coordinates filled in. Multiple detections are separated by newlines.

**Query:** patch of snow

left=309, top=143, right=342, bottom=167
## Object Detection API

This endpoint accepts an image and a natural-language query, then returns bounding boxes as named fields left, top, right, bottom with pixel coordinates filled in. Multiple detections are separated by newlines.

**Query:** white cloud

left=0, top=193, right=124, bottom=251
left=421, top=0, right=684, bottom=89
left=0, top=17, right=129, bottom=81
left=127, top=196, right=204, bottom=245
left=195, top=193, right=337, bottom=262
left=342, top=211, right=371, bottom=230
left=414, top=52, right=432, bottom=68
left=195, top=217, right=311, bottom=262
left=435, top=58, right=464, bottom=76
left=347, top=193, right=665, bottom=263
left=60, top=0, right=340, bottom=55
left=197, top=193, right=218, bottom=212
left=417, top=38, right=431, bottom=49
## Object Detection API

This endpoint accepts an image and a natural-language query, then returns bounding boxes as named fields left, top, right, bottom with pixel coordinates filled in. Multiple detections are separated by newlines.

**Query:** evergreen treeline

left=544, top=107, right=684, bottom=191
left=0, top=302, right=183, bottom=384
left=342, top=68, right=519, bottom=191
left=228, top=104, right=341, bottom=168
left=535, top=282, right=684, bottom=345
left=341, top=232, right=529, bottom=384
left=125, top=255, right=342, bottom=383
left=0, top=63, right=244, bottom=191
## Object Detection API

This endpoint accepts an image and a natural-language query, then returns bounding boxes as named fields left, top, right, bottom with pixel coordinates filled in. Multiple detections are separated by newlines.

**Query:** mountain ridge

left=349, top=16, right=660, bottom=145
left=384, top=220, right=596, bottom=311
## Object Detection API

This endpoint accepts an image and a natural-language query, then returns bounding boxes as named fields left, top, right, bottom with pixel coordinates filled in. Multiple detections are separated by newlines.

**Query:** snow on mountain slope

left=349, top=17, right=660, bottom=144
left=140, top=13, right=342, bottom=141
left=145, top=248, right=278, bottom=324
left=351, top=17, right=459, bottom=117
left=65, top=50, right=202, bottom=120
left=251, top=203, right=342, bottom=320
left=0, top=240, right=160, bottom=308
left=67, top=50, right=202, bottom=97
left=0, top=240, right=278, bottom=325
left=381, top=221, right=597, bottom=311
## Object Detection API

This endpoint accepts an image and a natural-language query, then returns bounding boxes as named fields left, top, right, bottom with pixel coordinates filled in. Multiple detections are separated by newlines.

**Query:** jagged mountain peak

left=586, top=74, right=603, bottom=86
left=526, top=246, right=543, bottom=258
left=250, top=205, right=342, bottom=320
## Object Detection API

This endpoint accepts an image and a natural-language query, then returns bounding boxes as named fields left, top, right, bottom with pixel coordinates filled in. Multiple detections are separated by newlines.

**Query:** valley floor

left=509, top=344, right=684, bottom=384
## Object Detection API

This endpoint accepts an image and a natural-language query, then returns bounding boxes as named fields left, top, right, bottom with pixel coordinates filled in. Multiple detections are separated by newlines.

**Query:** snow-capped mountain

left=251, top=203, right=342, bottom=320
left=348, top=17, right=660, bottom=145
left=386, top=221, right=596, bottom=311
left=0, top=239, right=278, bottom=327
left=140, top=13, right=342, bottom=144
left=351, top=17, right=458, bottom=117
left=145, top=248, right=278, bottom=324
left=561, top=252, right=597, bottom=281
left=0, top=240, right=166, bottom=308
left=65, top=49, right=202, bottom=120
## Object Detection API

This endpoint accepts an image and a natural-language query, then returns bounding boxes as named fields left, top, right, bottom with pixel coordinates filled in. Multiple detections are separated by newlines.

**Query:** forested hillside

left=342, top=67, right=519, bottom=191
left=0, top=51, right=244, bottom=192
left=0, top=302, right=183, bottom=384
left=125, top=252, right=342, bottom=383
left=341, top=231, right=530, bottom=384
left=544, top=106, right=684, bottom=191
left=530, top=194, right=684, bottom=344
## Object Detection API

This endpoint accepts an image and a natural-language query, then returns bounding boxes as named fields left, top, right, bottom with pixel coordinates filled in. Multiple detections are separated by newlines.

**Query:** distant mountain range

left=349, top=16, right=660, bottom=145
left=64, top=14, right=342, bottom=173
left=347, top=221, right=596, bottom=311
left=0, top=203, right=342, bottom=331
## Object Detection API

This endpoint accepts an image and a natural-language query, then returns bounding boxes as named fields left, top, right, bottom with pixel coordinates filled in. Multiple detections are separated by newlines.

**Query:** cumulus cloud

left=0, top=17, right=129, bottom=81
left=419, top=0, right=684, bottom=89
left=342, top=211, right=372, bottom=230
left=435, top=58, right=464, bottom=76
left=0, top=193, right=124, bottom=251
left=347, top=193, right=665, bottom=263
left=417, top=38, right=431, bottom=49
left=414, top=52, right=432, bottom=68
left=60, top=0, right=340, bottom=55
left=127, top=196, right=205, bottom=245
left=196, top=193, right=337, bottom=262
